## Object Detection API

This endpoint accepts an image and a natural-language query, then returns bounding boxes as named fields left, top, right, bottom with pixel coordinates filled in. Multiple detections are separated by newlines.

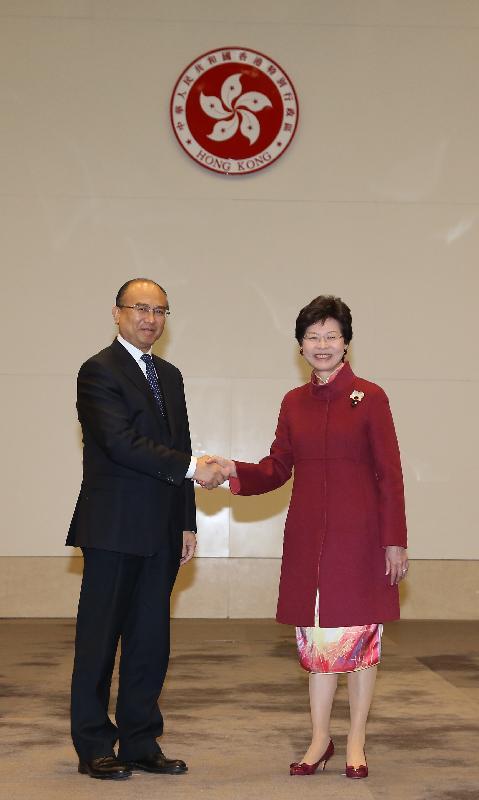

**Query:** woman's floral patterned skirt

left=296, top=594, right=382, bottom=673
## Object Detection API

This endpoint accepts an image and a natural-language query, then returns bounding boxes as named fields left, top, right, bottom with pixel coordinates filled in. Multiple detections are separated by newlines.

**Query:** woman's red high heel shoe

left=289, top=739, right=334, bottom=776
left=345, top=750, right=368, bottom=779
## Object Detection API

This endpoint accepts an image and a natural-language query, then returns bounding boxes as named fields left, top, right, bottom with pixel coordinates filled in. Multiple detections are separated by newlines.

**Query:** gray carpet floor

left=0, top=619, right=478, bottom=800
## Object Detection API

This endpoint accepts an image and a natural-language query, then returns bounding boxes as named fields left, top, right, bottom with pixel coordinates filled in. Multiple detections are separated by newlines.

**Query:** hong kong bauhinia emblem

left=170, top=47, right=299, bottom=175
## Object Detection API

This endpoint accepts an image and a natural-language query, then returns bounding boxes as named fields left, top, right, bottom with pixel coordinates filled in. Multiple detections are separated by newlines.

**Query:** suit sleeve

left=367, top=388, right=408, bottom=547
left=77, top=359, right=190, bottom=486
left=231, top=397, right=294, bottom=495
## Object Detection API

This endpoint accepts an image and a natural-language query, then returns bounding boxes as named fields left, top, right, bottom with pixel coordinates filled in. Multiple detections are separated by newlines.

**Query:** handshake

left=192, top=455, right=237, bottom=490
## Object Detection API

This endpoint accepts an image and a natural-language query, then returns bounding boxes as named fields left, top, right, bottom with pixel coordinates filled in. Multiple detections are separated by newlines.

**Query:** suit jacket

left=67, top=339, right=196, bottom=555
left=232, top=363, right=407, bottom=627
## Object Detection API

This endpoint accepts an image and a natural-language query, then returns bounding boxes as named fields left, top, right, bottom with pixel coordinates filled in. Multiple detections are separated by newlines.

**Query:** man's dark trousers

left=71, top=540, right=180, bottom=762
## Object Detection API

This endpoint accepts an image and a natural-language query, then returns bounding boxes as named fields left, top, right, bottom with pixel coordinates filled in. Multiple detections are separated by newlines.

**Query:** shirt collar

left=117, top=333, right=152, bottom=364
left=312, top=361, right=345, bottom=386
left=310, top=361, right=355, bottom=399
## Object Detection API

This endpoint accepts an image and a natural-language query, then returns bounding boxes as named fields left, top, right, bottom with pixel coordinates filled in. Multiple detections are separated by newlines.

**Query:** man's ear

left=112, top=306, right=120, bottom=325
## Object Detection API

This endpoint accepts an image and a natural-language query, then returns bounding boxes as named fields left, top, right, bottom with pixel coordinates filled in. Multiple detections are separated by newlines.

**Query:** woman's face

left=301, top=317, right=346, bottom=379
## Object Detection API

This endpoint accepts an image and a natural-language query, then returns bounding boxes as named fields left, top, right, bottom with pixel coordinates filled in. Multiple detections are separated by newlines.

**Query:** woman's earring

left=299, top=347, right=303, bottom=355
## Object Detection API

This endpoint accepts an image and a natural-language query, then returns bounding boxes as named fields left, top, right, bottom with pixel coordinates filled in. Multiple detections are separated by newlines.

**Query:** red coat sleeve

left=230, top=397, right=294, bottom=495
left=368, top=388, right=408, bottom=548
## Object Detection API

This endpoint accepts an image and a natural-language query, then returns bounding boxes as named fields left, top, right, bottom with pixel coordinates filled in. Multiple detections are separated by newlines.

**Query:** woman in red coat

left=212, top=296, right=408, bottom=779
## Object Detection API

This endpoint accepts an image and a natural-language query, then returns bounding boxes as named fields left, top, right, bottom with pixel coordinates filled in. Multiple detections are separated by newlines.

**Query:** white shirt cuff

left=185, top=456, right=197, bottom=480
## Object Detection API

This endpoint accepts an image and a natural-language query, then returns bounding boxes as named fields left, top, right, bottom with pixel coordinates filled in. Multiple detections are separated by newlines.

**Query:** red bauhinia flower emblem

left=200, top=73, right=272, bottom=145
left=170, top=47, right=299, bottom=175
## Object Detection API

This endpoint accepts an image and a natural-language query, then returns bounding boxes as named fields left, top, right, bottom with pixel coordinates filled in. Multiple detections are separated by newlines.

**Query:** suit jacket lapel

left=109, top=339, right=149, bottom=394
left=109, top=340, right=170, bottom=435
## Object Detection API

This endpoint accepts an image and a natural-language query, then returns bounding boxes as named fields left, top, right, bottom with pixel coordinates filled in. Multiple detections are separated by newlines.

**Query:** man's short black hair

left=115, top=278, right=167, bottom=307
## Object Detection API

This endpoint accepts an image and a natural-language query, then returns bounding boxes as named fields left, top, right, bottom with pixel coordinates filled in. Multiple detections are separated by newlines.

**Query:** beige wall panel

left=184, top=378, right=231, bottom=454
left=229, top=378, right=293, bottom=558
left=3, top=1, right=479, bottom=28
left=1, top=197, right=477, bottom=381
left=310, top=1, right=479, bottom=27
left=227, top=558, right=281, bottom=618
left=194, top=487, right=231, bottom=558
left=1, top=557, right=478, bottom=619
left=0, top=196, right=129, bottom=373
left=230, top=379, right=296, bottom=462
left=0, top=1, right=91, bottom=15
left=382, top=379, right=479, bottom=559
left=399, top=561, right=479, bottom=620
left=184, top=377, right=231, bottom=557
left=170, top=557, right=229, bottom=618
left=0, top=375, right=81, bottom=557
left=1, top=16, right=478, bottom=204
left=0, top=556, right=83, bottom=616
left=150, top=198, right=477, bottom=382
left=0, top=556, right=230, bottom=617
left=230, top=492, right=289, bottom=559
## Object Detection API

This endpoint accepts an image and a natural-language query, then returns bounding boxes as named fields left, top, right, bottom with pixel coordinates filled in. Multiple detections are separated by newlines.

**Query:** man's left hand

left=181, top=531, right=197, bottom=564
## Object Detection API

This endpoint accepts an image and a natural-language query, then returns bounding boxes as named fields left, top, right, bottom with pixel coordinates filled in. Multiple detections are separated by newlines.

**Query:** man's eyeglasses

left=303, top=333, right=343, bottom=343
left=117, top=303, right=170, bottom=318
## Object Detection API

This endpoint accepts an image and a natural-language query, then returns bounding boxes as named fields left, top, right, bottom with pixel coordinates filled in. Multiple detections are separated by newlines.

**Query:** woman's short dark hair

left=295, top=295, right=353, bottom=344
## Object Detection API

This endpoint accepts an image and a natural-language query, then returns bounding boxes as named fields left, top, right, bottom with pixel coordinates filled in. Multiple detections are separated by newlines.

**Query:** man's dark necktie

left=141, top=354, right=166, bottom=417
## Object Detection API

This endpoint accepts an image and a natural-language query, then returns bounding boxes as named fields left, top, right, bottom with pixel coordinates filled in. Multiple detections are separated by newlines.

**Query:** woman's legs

left=300, top=672, right=338, bottom=763
left=346, top=665, right=377, bottom=766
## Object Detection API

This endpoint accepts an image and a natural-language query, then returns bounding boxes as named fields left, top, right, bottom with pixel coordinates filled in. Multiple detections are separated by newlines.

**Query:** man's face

left=112, top=281, right=168, bottom=352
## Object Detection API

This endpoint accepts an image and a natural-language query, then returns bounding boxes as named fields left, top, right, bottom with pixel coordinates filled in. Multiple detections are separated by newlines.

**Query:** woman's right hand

left=385, top=546, right=409, bottom=585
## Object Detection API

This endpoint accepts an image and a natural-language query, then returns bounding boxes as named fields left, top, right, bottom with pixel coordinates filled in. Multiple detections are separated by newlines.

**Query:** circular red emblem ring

left=170, top=47, right=299, bottom=175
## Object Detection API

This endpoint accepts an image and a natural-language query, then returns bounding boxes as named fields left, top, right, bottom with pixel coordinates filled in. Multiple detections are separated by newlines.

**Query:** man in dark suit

left=67, top=278, right=224, bottom=780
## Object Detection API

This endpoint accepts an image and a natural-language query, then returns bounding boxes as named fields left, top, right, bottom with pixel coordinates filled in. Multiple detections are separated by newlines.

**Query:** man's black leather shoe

left=127, top=748, right=188, bottom=774
left=78, top=755, right=132, bottom=779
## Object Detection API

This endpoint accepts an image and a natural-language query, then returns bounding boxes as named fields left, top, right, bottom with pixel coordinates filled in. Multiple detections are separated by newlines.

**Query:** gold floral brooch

left=350, top=390, right=365, bottom=407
